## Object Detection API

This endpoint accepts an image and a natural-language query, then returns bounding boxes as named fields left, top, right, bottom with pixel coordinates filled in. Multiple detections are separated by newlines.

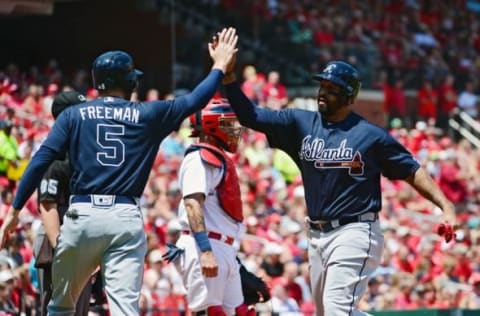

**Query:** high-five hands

left=209, top=27, right=238, bottom=74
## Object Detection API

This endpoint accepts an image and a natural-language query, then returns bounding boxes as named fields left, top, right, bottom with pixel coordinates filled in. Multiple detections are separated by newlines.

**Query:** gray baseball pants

left=47, top=201, right=147, bottom=316
left=308, top=220, right=384, bottom=316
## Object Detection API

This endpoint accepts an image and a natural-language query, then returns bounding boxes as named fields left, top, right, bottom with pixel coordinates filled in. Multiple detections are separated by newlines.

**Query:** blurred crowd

left=0, top=60, right=478, bottom=315
left=177, top=0, right=480, bottom=91
left=0, top=0, right=479, bottom=313
left=172, top=0, right=479, bottom=131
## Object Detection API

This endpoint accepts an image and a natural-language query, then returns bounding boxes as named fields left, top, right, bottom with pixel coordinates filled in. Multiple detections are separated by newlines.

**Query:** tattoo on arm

left=184, top=193, right=206, bottom=232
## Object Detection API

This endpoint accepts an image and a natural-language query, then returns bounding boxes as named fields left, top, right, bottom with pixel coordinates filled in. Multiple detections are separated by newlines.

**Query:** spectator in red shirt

left=417, top=80, right=438, bottom=122
left=384, top=79, right=407, bottom=125
left=438, top=149, right=469, bottom=210
left=261, top=71, right=288, bottom=110
left=437, top=74, right=457, bottom=130
left=241, top=65, right=265, bottom=104
left=313, top=19, right=335, bottom=46
left=393, top=244, right=415, bottom=273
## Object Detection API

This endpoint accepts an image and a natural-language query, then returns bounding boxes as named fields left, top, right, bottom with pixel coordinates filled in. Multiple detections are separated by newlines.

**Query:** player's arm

left=0, top=145, right=59, bottom=248
left=40, top=201, right=61, bottom=248
left=166, top=28, right=238, bottom=126
left=224, top=81, right=296, bottom=134
left=379, top=131, right=456, bottom=227
left=404, top=167, right=456, bottom=226
left=38, top=166, right=63, bottom=248
left=0, top=116, right=68, bottom=248
left=184, top=193, right=218, bottom=278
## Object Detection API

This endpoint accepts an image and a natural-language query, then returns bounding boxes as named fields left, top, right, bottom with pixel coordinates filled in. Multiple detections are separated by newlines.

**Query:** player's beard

left=317, top=96, right=337, bottom=116
left=318, top=94, right=345, bottom=116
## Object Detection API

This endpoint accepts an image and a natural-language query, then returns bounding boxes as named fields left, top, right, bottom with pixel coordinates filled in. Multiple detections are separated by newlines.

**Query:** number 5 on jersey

left=96, top=124, right=125, bottom=167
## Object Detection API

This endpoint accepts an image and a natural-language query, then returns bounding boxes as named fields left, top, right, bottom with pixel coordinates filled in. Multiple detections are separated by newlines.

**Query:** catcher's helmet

left=190, top=98, right=244, bottom=153
left=92, top=50, right=143, bottom=95
left=313, top=61, right=361, bottom=99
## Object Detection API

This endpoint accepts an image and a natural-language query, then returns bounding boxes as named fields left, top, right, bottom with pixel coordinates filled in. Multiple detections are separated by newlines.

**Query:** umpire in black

left=33, top=91, right=92, bottom=316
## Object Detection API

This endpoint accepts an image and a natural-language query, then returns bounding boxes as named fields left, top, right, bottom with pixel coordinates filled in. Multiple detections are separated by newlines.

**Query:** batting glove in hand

left=162, top=243, right=184, bottom=263
left=437, top=223, right=457, bottom=243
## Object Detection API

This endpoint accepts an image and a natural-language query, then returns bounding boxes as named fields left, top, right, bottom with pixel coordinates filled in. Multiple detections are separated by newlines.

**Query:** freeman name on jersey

left=79, top=105, right=140, bottom=123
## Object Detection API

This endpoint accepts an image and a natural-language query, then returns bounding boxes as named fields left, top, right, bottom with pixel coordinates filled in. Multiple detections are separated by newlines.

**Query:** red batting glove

left=437, top=223, right=457, bottom=243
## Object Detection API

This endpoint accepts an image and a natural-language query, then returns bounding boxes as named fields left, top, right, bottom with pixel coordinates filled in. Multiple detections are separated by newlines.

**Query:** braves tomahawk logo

left=299, top=136, right=364, bottom=175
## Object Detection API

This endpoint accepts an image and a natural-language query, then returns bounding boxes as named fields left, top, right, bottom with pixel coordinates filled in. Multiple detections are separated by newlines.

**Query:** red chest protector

left=185, top=143, right=243, bottom=222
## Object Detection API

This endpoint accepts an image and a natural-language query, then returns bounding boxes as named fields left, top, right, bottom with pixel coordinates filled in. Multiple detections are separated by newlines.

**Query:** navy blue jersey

left=38, top=159, right=70, bottom=217
left=13, top=70, right=223, bottom=210
left=226, top=83, right=420, bottom=220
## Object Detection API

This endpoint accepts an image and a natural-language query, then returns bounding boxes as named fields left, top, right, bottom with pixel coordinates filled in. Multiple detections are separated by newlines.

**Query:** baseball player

left=221, top=60, right=457, bottom=315
left=170, top=98, right=254, bottom=315
left=33, top=91, right=93, bottom=316
left=0, top=27, right=238, bottom=316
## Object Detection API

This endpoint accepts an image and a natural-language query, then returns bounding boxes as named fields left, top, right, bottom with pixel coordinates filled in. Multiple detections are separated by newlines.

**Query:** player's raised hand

left=440, top=202, right=456, bottom=228
left=200, top=251, right=219, bottom=278
left=209, top=27, right=238, bottom=74
left=0, top=206, right=20, bottom=248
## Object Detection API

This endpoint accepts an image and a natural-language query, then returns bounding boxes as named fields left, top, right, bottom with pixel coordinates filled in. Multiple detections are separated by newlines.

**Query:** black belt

left=307, top=212, right=378, bottom=233
left=70, top=195, right=136, bottom=205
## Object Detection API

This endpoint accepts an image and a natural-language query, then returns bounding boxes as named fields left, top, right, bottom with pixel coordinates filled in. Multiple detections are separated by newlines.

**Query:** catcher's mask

left=190, top=98, right=244, bottom=153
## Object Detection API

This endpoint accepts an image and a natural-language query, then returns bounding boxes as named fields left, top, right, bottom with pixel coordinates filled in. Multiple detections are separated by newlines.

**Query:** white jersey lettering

left=79, top=106, right=139, bottom=123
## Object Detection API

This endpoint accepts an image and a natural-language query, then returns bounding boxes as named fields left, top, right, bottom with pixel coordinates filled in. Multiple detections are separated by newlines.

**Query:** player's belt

left=70, top=195, right=136, bottom=206
left=182, top=230, right=234, bottom=245
left=307, top=212, right=378, bottom=233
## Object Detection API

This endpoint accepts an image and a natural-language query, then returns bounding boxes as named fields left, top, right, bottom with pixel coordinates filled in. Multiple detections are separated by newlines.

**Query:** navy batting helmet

left=313, top=61, right=361, bottom=99
left=92, top=50, right=143, bottom=95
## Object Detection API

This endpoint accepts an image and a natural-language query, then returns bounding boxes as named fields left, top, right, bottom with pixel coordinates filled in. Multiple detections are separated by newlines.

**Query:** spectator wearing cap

left=261, top=242, right=285, bottom=280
